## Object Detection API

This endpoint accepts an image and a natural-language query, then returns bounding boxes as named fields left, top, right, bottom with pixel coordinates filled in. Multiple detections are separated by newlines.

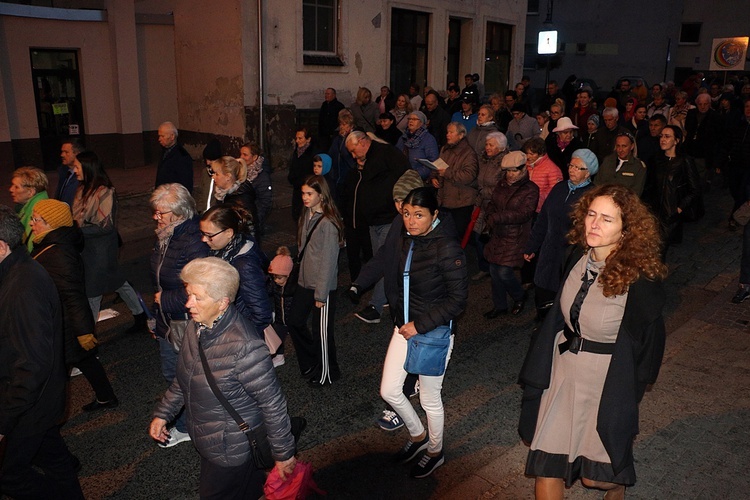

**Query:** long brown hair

left=567, top=184, right=667, bottom=297
left=298, top=175, right=344, bottom=245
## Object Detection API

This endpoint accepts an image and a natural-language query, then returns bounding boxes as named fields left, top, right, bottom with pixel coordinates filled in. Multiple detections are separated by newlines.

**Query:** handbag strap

left=403, top=240, right=415, bottom=322
left=198, top=340, right=250, bottom=435
left=296, top=215, right=323, bottom=264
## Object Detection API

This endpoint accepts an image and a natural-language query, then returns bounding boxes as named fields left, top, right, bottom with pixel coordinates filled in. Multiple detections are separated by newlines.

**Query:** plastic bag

left=264, top=461, right=326, bottom=500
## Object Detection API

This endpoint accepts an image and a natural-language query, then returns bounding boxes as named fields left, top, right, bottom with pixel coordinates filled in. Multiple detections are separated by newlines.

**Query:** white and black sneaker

left=355, top=305, right=381, bottom=324
left=410, top=451, right=444, bottom=478
left=377, top=410, right=404, bottom=431
left=392, top=436, right=428, bottom=464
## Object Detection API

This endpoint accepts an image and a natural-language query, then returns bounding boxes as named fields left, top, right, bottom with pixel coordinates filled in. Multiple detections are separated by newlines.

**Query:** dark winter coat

left=341, top=140, right=409, bottom=227
left=652, top=153, right=701, bottom=222
left=156, top=143, right=194, bottom=193
left=523, top=181, right=595, bottom=292
left=153, top=305, right=295, bottom=467
left=150, top=217, right=210, bottom=338
left=0, top=247, right=66, bottom=439
left=250, top=162, right=273, bottom=227
left=519, top=246, right=666, bottom=476
left=545, top=134, right=583, bottom=175
left=354, top=214, right=467, bottom=334
left=32, top=225, right=96, bottom=366
left=484, top=175, right=539, bottom=268
left=268, top=271, right=298, bottom=327
left=222, top=181, right=259, bottom=239
left=684, top=108, right=719, bottom=165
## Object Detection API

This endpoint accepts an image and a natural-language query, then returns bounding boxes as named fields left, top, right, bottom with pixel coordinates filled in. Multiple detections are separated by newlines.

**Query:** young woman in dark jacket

left=30, top=199, right=118, bottom=412
left=483, top=151, right=539, bottom=318
left=352, top=187, right=468, bottom=479
left=150, top=183, right=210, bottom=447
left=240, top=142, right=273, bottom=231
left=200, top=205, right=272, bottom=335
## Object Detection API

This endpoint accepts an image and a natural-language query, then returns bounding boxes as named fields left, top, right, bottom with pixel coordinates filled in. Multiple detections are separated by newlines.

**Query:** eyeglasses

left=30, top=216, right=45, bottom=224
left=153, top=210, right=173, bottom=220
left=502, top=166, right=525, bottom=173
left=567, top=164, right=588, bottom=171
left=206, top=166, right=216, bottom=176
left=200, top=228, right=228, bottom=241
left=659, top=134, right=675, bottom=139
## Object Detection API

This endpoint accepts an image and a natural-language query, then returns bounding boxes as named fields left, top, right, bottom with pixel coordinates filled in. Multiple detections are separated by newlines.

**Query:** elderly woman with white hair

left=471, top=131, right=509, bottom=280
left=395, top=110, right=439, bottom=180
left=150, top=183, right=209, bottom=448
left=150, top=257, right=296, bottom=499
left=9, top=166, right=49, bottom=252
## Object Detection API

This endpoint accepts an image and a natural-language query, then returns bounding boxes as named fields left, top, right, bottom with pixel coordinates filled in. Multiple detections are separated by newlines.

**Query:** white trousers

left=380, top=327, right=454, bottom=454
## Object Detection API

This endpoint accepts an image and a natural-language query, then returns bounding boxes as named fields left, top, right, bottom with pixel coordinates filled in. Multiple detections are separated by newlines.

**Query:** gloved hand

left=346, top=285, right=360, bottom=305
left=78, top=334, right=98, bottom=351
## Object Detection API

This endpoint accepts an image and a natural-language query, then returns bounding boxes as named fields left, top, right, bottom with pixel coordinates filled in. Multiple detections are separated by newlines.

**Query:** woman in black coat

left=208, top=156, right=260, bottom=243
left=651, top=125, right=701, bottom=255
left=30, top=199, right=118, bottom=412
left=149, top=183, right=210, bottom=447
left=519, top=185, right=668, bottom=498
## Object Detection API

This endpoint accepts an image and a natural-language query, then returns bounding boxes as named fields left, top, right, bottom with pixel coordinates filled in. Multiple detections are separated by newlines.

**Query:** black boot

left=126, top=312, right=148, bottom=334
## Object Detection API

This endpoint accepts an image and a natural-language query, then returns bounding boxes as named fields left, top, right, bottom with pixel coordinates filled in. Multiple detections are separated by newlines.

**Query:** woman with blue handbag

left=352, top=186, right=468, bottom=478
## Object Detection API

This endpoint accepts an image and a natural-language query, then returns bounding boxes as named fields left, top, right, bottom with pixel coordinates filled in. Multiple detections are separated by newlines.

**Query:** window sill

left=303, top=54, right=345, bottom=66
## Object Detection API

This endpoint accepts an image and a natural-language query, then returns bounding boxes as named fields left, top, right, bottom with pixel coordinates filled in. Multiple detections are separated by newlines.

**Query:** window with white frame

left=303, top=0, right=343, bottom=65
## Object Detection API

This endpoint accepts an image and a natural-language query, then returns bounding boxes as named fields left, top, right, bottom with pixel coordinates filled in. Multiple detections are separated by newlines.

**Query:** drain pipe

left=257, top=0, right=265, bottom=151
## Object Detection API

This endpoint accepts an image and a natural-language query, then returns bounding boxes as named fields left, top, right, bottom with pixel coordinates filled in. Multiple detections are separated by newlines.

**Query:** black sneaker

left=410, top=451, right=445, bottom=478
left=355, top=305, right=381, bottom=324
left=731, top=286, right=750, bottom=304
left=393, top=436, right=428, bottom=464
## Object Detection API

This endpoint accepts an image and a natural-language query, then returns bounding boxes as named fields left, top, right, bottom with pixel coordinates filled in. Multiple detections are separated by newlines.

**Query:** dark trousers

left=473, top=232, right=490, bottom=272
left=344, top=223, right=372, bottom=281
left=446, top=205, right=474, bottom=241
left=287, top=287, right=339, bottom=379
left=489, top=263, right=524, bottom=310
left=0, top=426, right=84, bottom=500
left=198, top=456, right=265, bottom=500
left=74, top=353, right=116, bottom=403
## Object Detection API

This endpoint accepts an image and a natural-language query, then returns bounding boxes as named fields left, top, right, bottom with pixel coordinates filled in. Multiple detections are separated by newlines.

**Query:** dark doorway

left=447, top=18, right=462, bottom=87
left=484, top=22, right=513, bottom=96
left=390, top=8, right=429, bottom=96
left=30, top=49, right=85, bottom=170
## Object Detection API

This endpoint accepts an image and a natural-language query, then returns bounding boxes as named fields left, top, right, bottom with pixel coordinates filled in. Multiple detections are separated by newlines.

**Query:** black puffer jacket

left=153, top=305, right=295, bottom=466
left=355, top=214, right=467, bottom=333
left=32, top=225, right=96, bottom=365
left=150, top=217, right=210, bottom=338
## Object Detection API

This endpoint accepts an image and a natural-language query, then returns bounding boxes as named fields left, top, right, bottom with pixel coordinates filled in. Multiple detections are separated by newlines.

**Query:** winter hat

left=268, top=247, right=294, bottom=277
left=316, top=154, right=332, bottom=176
left=392, top=169, right=424, bottom=201
left=571, top=148, right=599, bottom=175
left=34, top=199, right=73, bottom=229
left=408, top=111, right=427, bottom=125
left=501, top=151, right=527, bottom=169
left=511, top=103, right=527, bottom=114
left=603, top=97, right=618, bottom=109
left=587, top=114, right=601, bottom=128
left=552, top=116, right=579, bottom=132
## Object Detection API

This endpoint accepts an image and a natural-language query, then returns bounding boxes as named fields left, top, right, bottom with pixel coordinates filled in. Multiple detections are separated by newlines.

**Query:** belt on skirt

left=559, top=324, right=616, bottom=355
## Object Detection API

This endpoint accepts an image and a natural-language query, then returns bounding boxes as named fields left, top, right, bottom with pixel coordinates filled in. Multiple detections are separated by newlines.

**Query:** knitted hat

left=571, top=148, right=599, bottom=175
left=268, top=248, right=294, bottom=277
left=587, top=114, right=601, bottom=128
left=316, top=154, right=332, bottom=176
left=392, top=169, right=424, bottom=201
left=409, top=111, right=427, bottom=124
left=604, top=97, right=618, bottom=109
left=34, top=199, right=73, bottom=229
left=501, top=151, right=527, bottom=168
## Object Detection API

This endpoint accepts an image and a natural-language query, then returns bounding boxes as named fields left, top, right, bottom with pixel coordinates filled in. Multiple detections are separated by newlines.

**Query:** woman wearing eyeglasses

left=199, top=204, right=272, bottom=338
left=483, top=151, right=539, bottom=318
left=149, top=183, right=210, bottom=448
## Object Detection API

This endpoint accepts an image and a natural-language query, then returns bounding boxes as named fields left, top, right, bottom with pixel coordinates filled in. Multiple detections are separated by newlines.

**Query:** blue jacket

left=150, top=217, right=210, bottom=337
left=395, top=128, right=440, bottom=179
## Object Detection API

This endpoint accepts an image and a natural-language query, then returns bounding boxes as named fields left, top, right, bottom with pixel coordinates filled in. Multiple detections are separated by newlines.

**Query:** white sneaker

left=272, top=354, right=285, bottom=368
left=158, top=427, right=191, bottom=448
left=70, top=367, right=83, bottom=377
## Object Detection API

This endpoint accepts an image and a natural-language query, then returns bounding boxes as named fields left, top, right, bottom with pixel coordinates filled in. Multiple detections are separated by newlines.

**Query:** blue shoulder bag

left=402, top=240, right=453, bottom=376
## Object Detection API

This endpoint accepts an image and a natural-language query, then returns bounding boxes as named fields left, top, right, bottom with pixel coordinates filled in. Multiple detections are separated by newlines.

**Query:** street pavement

left=1, top=163, right=749, bottom=499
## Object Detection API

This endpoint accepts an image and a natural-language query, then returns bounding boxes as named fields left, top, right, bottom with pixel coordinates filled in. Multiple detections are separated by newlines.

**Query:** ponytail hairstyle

left=298, top=175, right=345, bottom=245
left=201, top=204, right=254, bottom=238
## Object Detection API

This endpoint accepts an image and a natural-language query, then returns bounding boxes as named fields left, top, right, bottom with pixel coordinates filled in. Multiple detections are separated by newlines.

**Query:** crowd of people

left=2, top=71, right=749, bottom=499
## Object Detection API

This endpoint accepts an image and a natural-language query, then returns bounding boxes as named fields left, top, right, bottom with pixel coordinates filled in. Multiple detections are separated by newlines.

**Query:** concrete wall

left=677, top=1, right=749, bottom=72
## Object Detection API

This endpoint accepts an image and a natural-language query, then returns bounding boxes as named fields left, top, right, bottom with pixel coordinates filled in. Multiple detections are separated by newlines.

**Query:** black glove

left=346, top=285, right=360, bottom=305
